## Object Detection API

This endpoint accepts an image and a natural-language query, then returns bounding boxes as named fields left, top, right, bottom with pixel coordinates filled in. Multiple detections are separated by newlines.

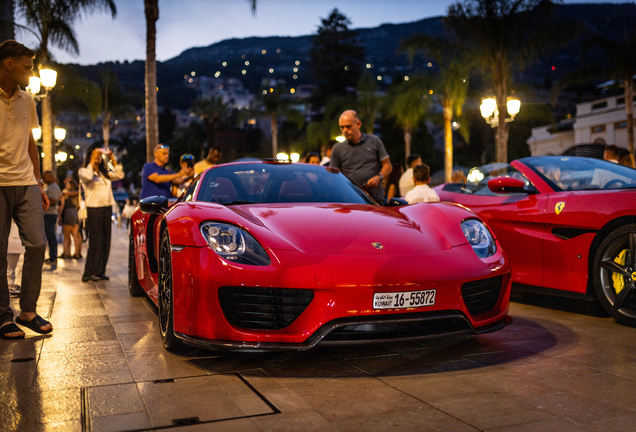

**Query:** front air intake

left=218, top=286, right=314, bottom=330
left=461, top=275, right=503, bottom=315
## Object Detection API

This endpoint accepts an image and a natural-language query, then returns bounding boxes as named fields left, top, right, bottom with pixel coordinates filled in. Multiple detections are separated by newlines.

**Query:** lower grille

left=461, top=275, right=503, bottom=315
left=218, top=286, right=314, bottom=330
left=322, top=317, right=471, bottom=342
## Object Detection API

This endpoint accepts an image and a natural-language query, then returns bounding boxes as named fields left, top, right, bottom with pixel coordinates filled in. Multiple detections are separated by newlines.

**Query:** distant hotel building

left=527, top=95, right=635, bottom=155
left=185, top=75, right=254, bottom=110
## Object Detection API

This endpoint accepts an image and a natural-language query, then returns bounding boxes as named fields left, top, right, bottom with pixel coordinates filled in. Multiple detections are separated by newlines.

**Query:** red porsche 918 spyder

left=129, top=161, right=512, bottom=351
left=435, top=156, right=636, bottom=327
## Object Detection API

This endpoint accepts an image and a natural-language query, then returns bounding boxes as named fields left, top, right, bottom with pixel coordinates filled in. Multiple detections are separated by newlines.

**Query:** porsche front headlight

left=461, top=219, right=497, bottom=258
left=200, top=222, right=270, bottom=266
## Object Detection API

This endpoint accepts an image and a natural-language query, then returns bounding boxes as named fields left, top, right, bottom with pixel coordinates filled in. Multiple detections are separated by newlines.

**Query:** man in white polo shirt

left=0, top=40, right=53, bottom=340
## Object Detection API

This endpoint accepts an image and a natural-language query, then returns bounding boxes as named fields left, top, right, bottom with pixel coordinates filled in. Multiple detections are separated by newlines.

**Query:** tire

left=158, top=230, right=185, bottom=350
left=128, top=231, right=145, bottom=297
left=593, top=223, right=636, bottom=327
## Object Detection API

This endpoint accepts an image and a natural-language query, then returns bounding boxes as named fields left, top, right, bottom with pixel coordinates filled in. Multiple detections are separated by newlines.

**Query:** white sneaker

left=8, top=284, right=20, bottom=297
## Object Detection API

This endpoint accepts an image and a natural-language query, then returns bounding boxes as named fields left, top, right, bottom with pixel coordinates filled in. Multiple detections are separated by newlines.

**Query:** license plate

left=373, top=289, right=436, bottom=309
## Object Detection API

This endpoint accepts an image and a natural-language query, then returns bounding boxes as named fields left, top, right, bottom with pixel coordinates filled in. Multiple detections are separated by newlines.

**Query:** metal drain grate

left=81, top=373, right=279, bottom=432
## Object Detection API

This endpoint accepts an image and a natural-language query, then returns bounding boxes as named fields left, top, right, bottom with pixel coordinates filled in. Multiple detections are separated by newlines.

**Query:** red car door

left=437, top=189, right=548, bottom=287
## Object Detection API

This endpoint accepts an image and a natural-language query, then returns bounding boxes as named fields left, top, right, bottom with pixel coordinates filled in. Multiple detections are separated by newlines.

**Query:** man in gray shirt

left=330, top=110, right=392, bottom=203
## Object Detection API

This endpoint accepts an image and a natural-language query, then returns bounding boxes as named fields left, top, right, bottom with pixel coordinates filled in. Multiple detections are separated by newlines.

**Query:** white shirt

left=78, top=165, right=124, bottom=208
left=0, top=87, right=39, bottom=186
left=405, top=184, right=440, bottom=204
left=399, top=168, right=414, bottom=197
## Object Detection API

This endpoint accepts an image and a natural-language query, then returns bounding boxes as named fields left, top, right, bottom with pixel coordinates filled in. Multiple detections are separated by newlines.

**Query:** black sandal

left=0, top=323, right=25, bottom=340
left=16, top=314, right=52, bottom=335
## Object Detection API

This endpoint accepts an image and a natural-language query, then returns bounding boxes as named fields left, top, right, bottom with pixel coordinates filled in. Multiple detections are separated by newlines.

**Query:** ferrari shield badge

left=372, top=242, right=383, bottom=250
left=555, top=202, right=565, bottom=215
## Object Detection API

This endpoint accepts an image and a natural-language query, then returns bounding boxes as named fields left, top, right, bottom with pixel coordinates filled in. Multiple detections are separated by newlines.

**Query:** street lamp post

left=26, top=68, right=58, bottom=174
left=480, top=96, right=520, bottom=163
left=480, top=97, right=520, bottom=127
left=32, top=125, right=66, bottom=169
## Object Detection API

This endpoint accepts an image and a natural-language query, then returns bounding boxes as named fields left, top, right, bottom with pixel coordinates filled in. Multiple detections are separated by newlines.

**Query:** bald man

left=330, top=110, right=392, bottom=203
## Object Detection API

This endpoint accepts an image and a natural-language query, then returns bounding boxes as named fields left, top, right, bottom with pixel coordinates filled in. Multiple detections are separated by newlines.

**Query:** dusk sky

left=13, top=0, right=624, bottom=65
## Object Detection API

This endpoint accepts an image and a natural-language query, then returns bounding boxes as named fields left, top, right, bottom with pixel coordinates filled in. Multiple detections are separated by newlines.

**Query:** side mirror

left=139, top=195, right=169, bottom=215
left=488, top=177, right=529, bottom=194
left=387, top=197, right=409, bottom=206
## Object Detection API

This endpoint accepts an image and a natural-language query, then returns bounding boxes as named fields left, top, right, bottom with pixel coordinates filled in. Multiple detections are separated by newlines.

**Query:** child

left=405, top=164, right=440, bottom=204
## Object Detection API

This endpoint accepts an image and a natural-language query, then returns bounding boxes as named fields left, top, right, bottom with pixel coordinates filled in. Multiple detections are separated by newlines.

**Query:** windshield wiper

left=220, top=200, right=257, bottom=205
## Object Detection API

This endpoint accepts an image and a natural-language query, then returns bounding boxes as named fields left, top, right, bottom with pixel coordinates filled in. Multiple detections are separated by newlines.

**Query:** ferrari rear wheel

left=128, top=231, right=145, bottom=297
left=593, top=224, right=636, bottom=327
left=158, top=230, right=185, bottom=350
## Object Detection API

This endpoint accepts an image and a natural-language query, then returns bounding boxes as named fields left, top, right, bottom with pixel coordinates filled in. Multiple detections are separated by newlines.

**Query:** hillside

left=66, top=3, right=636, bottom=110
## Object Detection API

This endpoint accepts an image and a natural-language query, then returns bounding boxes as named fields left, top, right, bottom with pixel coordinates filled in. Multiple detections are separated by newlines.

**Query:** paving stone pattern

left=2, top=226, right=636, bottom=431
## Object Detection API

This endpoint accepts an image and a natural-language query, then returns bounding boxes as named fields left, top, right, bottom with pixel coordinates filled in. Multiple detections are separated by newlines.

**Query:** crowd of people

left=3, top=35, right=635, bottom=342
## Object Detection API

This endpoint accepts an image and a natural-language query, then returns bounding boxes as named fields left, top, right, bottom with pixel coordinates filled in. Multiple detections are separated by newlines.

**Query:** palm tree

left=98, top=70, right=136, bottom=149
left=386, top=76, right=432, bottom=164
left=144, top=0, right=158, bottom=162
left=402, top=35, right=472, bottom=182
left=144, top=0, right=257, bottom=162
left=192, top=96, right=230, bottom=154
left=16, top=0, right=116, bottom=173
left=260, top=83, right=304, bottom=158
left=446, top=0, right=576, bottom=163
left=356, top=73, right=383, bottom=135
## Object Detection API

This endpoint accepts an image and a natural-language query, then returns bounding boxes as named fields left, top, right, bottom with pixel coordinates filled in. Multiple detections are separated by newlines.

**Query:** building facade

left=527, top=95, right=635, bottom=155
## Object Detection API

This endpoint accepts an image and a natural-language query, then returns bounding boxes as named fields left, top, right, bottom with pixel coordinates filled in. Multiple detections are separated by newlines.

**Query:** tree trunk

left=41, top=94, right=55, bottom=174
left=626, top=75, right=634, bottom=155
left=271, top=115, right=278, bottom=157
left=102, top=111, right=111, bottom=149
left=404, top=127, right=412, bottom=164
left=144, top=0, right=159, bottom=163
left=443, top=101, right=453, bottom=183
left=37, top=46, right=56, bottom=176
left=495, top=70, right=508, bottom=164
left=102, top=75, right=110, bottom=148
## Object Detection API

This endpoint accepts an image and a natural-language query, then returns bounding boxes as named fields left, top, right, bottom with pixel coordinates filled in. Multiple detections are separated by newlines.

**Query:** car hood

left=225, top=203, right=470, bottom=256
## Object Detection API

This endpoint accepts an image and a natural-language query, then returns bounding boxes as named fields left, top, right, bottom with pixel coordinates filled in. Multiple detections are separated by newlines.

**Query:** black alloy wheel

left=594, top=223, right=636, bottom=327
left=128, top=231, right=145, bottom=297
left=158, top=230, right=185, bottom=349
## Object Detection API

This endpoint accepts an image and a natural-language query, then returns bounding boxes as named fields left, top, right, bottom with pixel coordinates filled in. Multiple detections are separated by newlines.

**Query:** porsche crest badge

left=372, top=242, right=383, bottom=250
left=555, top=202, right=565, bottom=215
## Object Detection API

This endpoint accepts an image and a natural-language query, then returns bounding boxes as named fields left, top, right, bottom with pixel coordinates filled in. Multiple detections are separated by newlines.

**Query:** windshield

left=522, top=156, right=636, bottom=191
left=195, top=162, right=376, bottom=205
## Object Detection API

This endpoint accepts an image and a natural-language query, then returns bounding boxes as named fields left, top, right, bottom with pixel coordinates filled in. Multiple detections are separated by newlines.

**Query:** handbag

left=78, top=181, right=88, bottom=221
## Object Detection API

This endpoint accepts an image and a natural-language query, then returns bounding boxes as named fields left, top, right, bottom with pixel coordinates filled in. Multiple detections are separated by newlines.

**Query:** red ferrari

left=435, top=156, right=636, bottom=327
left=129, top=161, right=512, bottom=351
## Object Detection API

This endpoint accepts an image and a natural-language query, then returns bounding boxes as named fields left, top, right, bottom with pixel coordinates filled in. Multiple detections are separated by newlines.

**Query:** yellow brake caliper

left=612, top=249, right=628, bottom=294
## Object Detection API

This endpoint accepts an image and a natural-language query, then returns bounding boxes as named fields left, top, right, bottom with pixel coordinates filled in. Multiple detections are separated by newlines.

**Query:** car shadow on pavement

left=510, top=291, right=609, bottom=318
left=185, top=316, right=565, bottom=379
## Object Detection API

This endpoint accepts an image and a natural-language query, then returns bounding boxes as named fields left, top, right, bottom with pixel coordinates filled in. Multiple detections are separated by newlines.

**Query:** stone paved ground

left=2, top=225, right=636, bottom=431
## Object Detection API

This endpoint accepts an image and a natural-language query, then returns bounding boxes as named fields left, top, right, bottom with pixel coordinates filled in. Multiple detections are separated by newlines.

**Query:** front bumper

left=169, top=243, right=512, bottom=347
left=175, top=311, right=513, bottom=352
